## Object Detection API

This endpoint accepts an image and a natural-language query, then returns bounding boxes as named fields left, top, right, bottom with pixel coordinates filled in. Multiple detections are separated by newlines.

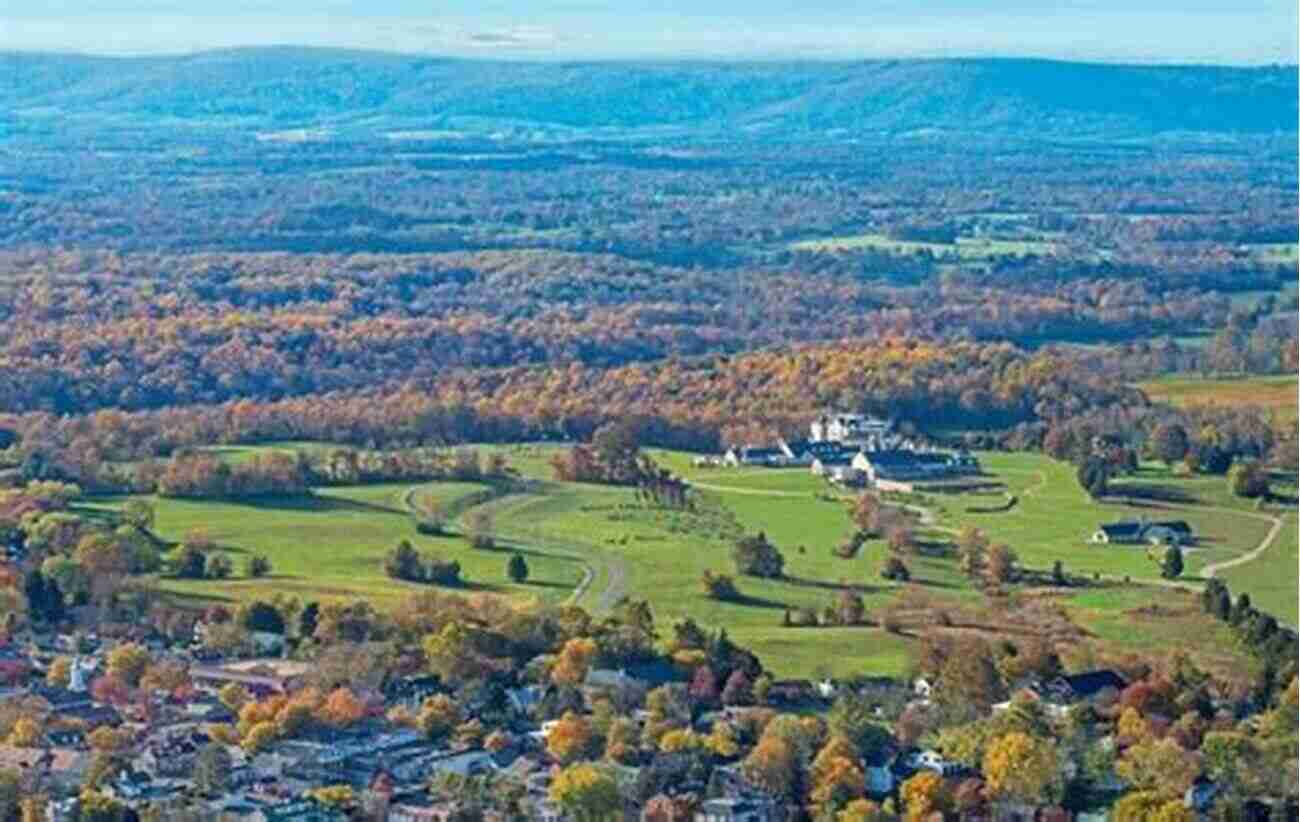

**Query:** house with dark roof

left=779, top=439, right=858, bottom=466
left=723, top=446, right=786, bottom=467
left=1091, top=520, right=1193, bottom=545
left=852, top=448, right=974, bottom=484
left=696, top=796, right=779, bottom=822
left=1027, top=670, right=1127, bottom=704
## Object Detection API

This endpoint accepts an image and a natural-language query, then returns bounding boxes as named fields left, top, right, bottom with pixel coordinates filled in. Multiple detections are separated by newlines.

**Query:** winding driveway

left=401, top=484, right=627, bottom=614
left=1199, top=507, right=1285, bottom=579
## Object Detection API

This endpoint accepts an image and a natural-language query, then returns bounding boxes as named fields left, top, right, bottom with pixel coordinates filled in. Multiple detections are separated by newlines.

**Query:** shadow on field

left=163, top=589, right=235, bottom=605
left=727, top=593, right=790, bottom=610
left=910, top=577, right=962, bottom=590
left=1111, top=484, right=1200, bottom=505
left=783, top=575, right=887, bottom=595
left=525, top=580, right=572, bottom=590
left=237, top=493, right=404, bottom=516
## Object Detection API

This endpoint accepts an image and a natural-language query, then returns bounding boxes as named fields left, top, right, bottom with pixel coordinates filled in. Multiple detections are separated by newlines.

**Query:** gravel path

left=402, top=483, right=626, bottom=614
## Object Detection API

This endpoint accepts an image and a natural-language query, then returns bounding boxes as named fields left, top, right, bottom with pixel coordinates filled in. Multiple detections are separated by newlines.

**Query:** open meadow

left=86, top=442, right=1292, bottom=678
left=86, top=481, right=584, bottom=608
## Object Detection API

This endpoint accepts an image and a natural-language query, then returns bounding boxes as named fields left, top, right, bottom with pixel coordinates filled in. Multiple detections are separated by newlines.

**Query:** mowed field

left=1139, top=374, right=1298, bottom=426
left=90, top=481, right=584, bottom=608
left=1219, top=512, right=1298, bottom=624
left=89, top=442, right=1291, bottom=678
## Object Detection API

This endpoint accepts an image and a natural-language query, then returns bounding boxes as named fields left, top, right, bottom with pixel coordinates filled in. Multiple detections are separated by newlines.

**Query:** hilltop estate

left=723, top=414, right=981, bottom=490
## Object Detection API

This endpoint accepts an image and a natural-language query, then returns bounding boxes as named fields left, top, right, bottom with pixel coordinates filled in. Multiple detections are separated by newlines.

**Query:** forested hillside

left=3, top=50, right=1295, bottom=136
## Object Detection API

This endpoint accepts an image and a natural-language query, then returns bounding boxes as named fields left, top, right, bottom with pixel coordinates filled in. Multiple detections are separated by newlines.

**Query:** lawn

left=87, top=442, right=1284, bottom=679
left=931, top=453, right=1274, bottom=582
left=1218, top=512, right=1298, bottom=625
left=89, top=482, right=584, bottom=608
left=1139, top=374, right=1298, bottom=426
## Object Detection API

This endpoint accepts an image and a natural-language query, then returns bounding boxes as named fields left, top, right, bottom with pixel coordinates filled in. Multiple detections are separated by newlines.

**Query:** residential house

left=912, top=677, right=934, bottom=700
left=190, top=664, right=294, bottom=695
left=809, top=456, right=864, bottom=486
left=1090, top=519, right=1193, bottom=546
left=0, top=645, right=30, bottom=684
left=505, top=685, right=544, bottom=717
left=897, top=748, right=968, bottom=779
left=583, top=668, right=645, bottom=706
left=723, top=447, right=785, bottom=468
left=426, top=749, right=497, bottom=780
left=810, top=414, right=892, bottom=446
left=779, top=439, right=857, bottom=466
left=1022, top=670, right=1127, bottom=705
left=0, top=744, right=91, bottom=791
left=765, top=680, right=815, bottom=706
left=695, top=796, right=779, bottom=822
left=851, top=448, right=978, bottom=489
left=261, top=799, right=349, bottom=822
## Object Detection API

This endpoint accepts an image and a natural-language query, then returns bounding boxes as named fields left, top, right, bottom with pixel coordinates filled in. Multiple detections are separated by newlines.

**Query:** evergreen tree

left=1160, top=546, right=1183, bottom=580
left=507, top=553, right=529, bottom=584
left=299, top=601, right=320, bottom=640
left=1230, top=593, right=1253, bottom=625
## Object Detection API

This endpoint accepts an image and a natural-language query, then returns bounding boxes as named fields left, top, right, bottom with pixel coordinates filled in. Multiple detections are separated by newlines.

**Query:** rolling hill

left=2, top=48, right=1295, bottom=139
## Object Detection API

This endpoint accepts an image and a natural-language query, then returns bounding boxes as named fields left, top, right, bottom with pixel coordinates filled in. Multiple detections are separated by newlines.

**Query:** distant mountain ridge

left=2, top=48, right=1295, bottom=138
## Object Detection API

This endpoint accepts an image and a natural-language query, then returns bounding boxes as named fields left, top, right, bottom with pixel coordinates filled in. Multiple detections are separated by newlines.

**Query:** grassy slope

left=89, top=443, right=1287, bottom=678
left=1219, top=512, right=1298, bottom=624
left=97, top=482, right=583, bottom=607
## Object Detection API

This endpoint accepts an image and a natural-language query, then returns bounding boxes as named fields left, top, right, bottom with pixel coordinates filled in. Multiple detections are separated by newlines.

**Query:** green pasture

left=85, top=441, right=1290, bottom=678
left=1219, top=512, right=1298, bottom=624
left=95, top=482, right=583, bottom=608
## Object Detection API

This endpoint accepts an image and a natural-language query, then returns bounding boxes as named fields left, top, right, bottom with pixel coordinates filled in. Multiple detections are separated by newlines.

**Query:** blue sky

left=2, top=1, right=1295, bottom=63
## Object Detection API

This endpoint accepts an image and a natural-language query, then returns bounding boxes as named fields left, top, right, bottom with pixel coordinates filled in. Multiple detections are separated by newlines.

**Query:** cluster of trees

left=2, top=336, right=1246, bottom=497
left=152, top=451, right=310, bottom=499
left=383, top=540, right=463, bottom=587
left=1201, top=580, right=1296, bottom=677
left=954, top=526, right=1019, bottom=590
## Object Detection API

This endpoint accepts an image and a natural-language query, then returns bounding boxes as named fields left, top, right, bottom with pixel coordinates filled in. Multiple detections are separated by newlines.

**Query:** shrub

left=205, top=554, right=233, bottom=580
left=466, top=509, right=496, bottom=550
left=1051, top=560, right=1067, bottom=586
left=385, top=540, right=423, bottom=581
left=1160, top=546, right=1184, bottom=580
left=175, top=544, right=208, bottom=579
left=732, top=532, right=784, bottom=578
left=1228, top=461, right=1269, bottom=499
left=835, top=531, right=867, bottom=559
left=424, top=558, right=462, bottom=587
left=702, top=570, right=740, bottom=601
left=507, top=553, right=529, bottom=583
left=833, top=589, right=866, bottom=626
left=791, top=608, right=819, bottom=627
left=881, top=557, right=911, bottom=582
left=244, top=555, right=271, bottom=578
left=415, top=518, right=446, bottom=536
